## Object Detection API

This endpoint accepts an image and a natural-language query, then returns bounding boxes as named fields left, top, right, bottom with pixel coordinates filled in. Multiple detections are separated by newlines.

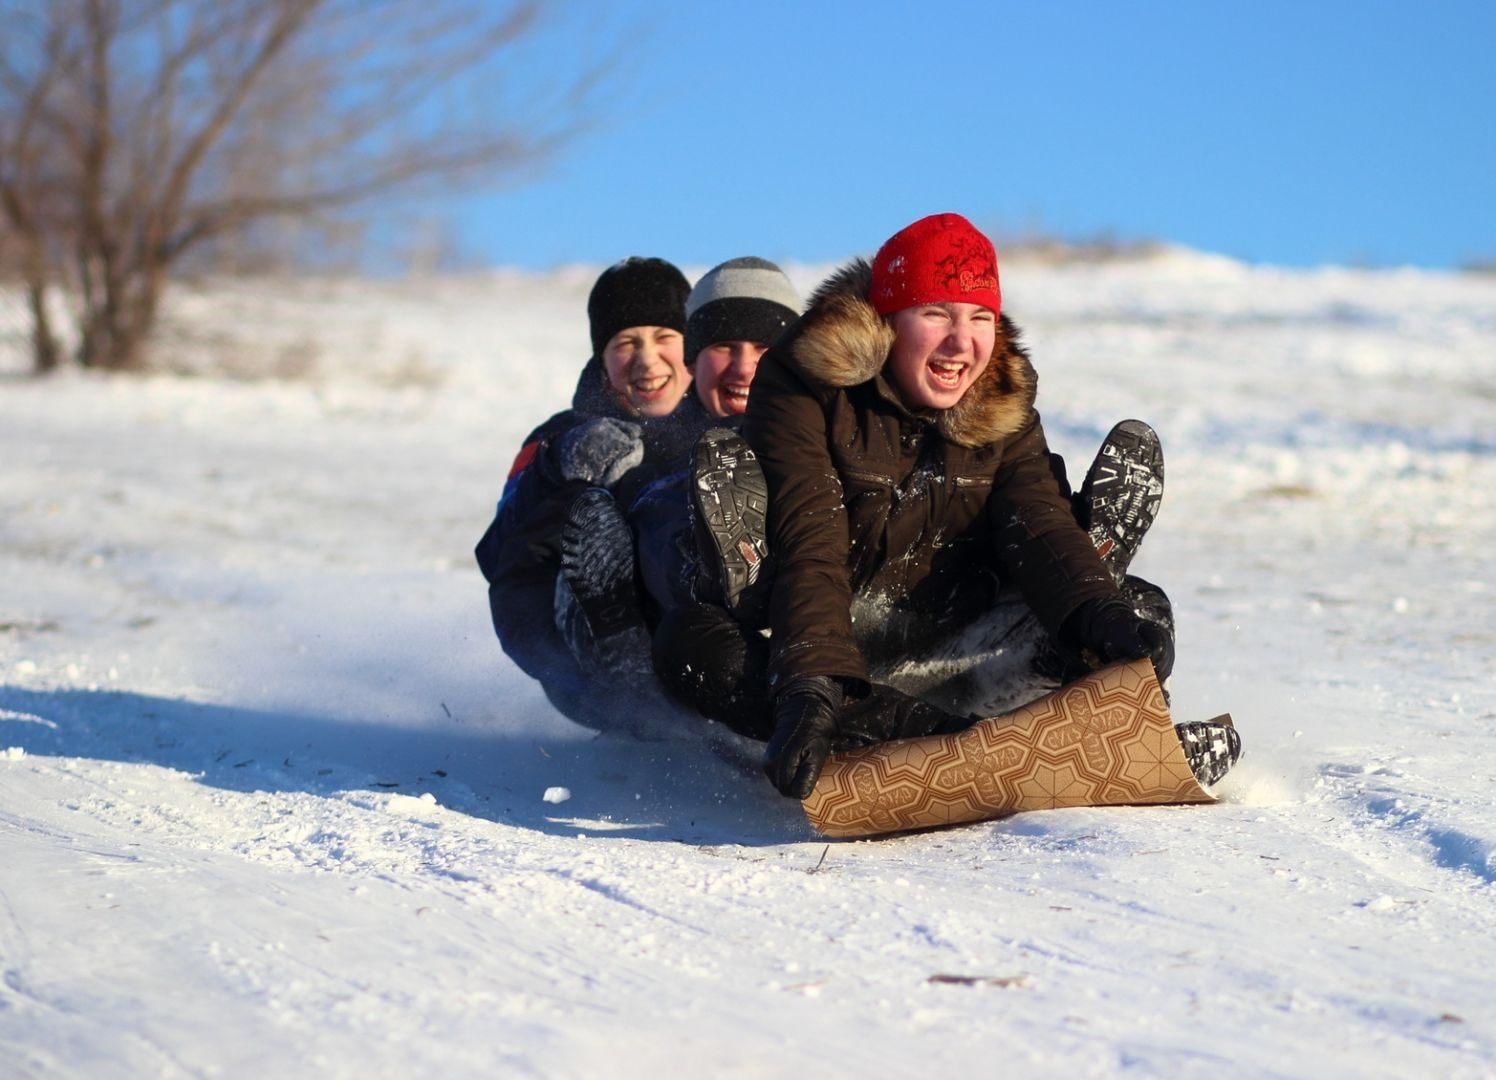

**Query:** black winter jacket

left=742, top=261, right=1120, bottom=688
left=474, top=358, right=715, bottom=716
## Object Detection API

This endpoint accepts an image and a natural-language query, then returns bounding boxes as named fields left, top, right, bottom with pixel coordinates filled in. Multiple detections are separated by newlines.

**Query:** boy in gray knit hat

left=684, top=256, right=801, bottom=419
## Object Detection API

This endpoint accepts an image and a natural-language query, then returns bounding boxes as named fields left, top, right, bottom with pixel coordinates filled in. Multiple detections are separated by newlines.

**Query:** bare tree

left=0, top=0, right=609, bottom=373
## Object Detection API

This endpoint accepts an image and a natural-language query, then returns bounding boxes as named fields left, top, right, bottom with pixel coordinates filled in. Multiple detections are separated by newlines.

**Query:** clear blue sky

left=449, top=0, right=1495, bottom=269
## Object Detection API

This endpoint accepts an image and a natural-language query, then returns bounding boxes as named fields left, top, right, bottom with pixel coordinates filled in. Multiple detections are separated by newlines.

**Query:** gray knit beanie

left=684, top=257, right=801, bottom=367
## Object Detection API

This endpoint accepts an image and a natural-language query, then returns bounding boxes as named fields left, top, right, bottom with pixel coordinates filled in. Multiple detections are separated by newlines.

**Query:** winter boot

left=557, top=487, right=650, bottom=676
left=1175, top=716, right=1242, bottom=787
left=1074, top=419, right=1164, bottom=581
left=691, top=429, right=772, bottom=624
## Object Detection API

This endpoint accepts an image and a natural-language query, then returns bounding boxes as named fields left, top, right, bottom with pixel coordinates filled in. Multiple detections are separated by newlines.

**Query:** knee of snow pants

left=652, top=601, right=975, bottom=749
left=651, top=602, right=776, bottom=741
left=834, top=683, right=973, bottom=749
left=629, top=470, right=698, bottom=615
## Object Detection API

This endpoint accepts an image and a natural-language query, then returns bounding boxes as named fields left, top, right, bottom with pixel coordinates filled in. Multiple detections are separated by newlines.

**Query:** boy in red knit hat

left=873, top=212, right=1003, bottom=411
left=869, top=211, right=1002, bottom=316
left=653, top=213, right=1240, bottom=799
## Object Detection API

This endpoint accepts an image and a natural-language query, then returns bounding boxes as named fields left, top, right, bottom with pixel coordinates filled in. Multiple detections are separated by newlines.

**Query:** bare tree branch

left=0, top=0, right=614, bottom=372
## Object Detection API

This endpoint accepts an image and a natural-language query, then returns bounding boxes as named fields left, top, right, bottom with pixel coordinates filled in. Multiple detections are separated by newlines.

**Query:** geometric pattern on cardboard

left=803, top=659, right=1215, bottom=838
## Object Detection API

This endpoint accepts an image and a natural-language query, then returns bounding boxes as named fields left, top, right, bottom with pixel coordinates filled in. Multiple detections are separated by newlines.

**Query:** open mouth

left=632, top=374, right=671, bottom=397
left=720, top=384, right=751, bottom=411
left=927, top=359, right=967, bottom=391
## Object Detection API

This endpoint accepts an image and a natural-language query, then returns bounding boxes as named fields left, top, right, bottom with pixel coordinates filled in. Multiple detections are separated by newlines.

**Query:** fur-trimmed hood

left=786, top=259, right=1037, bottom=448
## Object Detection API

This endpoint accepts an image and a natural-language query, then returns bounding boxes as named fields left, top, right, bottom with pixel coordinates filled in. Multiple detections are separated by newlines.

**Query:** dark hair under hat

left=587, top=257, right=690, bottom=357
left=684, top=256, right=801, bottom=367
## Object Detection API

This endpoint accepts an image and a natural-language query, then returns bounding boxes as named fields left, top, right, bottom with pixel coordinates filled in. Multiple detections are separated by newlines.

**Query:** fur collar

left=788, top=259, right=1037, bottom=448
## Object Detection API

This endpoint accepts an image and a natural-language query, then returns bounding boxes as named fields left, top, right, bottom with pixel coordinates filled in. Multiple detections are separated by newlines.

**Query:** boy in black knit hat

left=587, top=256, right=693, bottom=419
left=475, top=257, right=702, bottom=730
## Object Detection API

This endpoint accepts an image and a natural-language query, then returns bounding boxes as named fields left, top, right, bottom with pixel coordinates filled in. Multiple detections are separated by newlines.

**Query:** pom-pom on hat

left=869, top=213, right=1001, bottom=317
left=587, top=257, right=691, bottom=357
left=684, top=257, right=802, bottom=367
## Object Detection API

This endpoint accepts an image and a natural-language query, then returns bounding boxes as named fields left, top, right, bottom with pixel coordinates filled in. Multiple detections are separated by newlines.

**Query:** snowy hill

left=1, top=254, right=1493, bottom=1076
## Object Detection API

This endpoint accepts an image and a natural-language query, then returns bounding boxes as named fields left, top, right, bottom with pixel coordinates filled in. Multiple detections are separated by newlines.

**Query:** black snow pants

left=650, top=601, right=971, bottom=744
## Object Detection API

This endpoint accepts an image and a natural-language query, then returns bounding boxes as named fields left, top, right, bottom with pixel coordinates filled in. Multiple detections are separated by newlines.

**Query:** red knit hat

left=869, top=213, right=1001, bottom=316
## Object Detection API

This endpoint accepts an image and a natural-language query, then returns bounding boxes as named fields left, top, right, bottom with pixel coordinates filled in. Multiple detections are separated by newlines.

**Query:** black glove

left=551, top=418, right=644, bottom=488
left=764, top=675, right=844, bottom=799
left=1063, top=597, right=1174, bottom=683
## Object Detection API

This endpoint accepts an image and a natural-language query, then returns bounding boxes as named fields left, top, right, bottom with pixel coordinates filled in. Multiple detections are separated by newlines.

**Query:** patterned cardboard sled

left=803, top=658, right=1218, bottom=839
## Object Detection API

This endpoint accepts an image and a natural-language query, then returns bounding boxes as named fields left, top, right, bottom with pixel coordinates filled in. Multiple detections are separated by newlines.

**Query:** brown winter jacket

left=743, top=260, right=1119, bottom=688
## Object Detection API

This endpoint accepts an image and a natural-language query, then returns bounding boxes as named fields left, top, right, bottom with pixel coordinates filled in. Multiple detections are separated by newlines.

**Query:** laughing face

left=692, top=340, right=766, bottom=418
left=601, top=326, right=689, bottom=417
left=886, top=302, right=996, bottom=411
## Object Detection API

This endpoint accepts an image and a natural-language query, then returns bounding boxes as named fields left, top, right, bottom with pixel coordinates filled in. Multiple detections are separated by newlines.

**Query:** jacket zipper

left=841, top=466, right=895, bottom=486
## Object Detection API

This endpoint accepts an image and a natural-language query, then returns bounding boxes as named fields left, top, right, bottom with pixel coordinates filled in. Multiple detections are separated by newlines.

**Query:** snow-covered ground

left=1, top=253, right=1493, bottom=1077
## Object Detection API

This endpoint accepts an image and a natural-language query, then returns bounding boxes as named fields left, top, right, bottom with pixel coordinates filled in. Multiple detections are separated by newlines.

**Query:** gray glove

left=552, top=418, right=644, bottom=489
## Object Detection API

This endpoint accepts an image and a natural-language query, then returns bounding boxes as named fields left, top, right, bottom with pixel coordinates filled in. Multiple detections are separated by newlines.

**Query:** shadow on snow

left=0, top=683, right=811, bottom=847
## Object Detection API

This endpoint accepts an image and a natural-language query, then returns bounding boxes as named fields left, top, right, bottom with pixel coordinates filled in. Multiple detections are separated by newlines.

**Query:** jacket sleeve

left=987, top=413, right=1120, bottom=635
left=474, top=413, right=588, bottom=685
left=743, top=353, right=869, bottom=689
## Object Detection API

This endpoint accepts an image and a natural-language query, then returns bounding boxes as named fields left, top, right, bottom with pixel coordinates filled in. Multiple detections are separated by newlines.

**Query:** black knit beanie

left=684, top=257, right=801, bottom=367
left=587, top=257, right=690, bottom=357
